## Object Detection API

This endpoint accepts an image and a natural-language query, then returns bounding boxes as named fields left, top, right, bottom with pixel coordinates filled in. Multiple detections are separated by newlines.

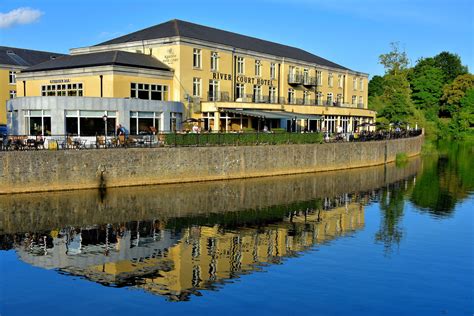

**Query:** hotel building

left=0, top=46, right=64, bottom=125
left=8, top=19, right=375, bottom=136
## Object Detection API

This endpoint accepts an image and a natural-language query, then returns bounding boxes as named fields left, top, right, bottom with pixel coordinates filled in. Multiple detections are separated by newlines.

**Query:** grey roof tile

left=0, top=46, right=64, bottom=67
left=22, top=50, right=171, bottom=73
left=97, top=19, right=350, bottom=71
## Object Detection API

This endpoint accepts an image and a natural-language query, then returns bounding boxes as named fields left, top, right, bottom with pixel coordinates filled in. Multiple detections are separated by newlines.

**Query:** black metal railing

left=0, top=129, right=423, bottom=151
left=288, top=73, right=303, bottom=85
left=207, top=91, right=230, bottom=102
left=303, top=76, right=316, bottom=86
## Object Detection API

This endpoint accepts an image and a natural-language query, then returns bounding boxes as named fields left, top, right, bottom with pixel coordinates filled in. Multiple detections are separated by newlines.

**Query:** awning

left=220, top=109, right=322, bottom=120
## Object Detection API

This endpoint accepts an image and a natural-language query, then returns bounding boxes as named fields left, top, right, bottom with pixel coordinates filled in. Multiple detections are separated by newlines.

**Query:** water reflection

left=0, top=158, right=423, bottom=301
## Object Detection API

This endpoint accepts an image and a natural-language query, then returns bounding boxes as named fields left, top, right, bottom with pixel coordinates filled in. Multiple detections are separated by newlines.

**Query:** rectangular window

left=303, top=69, right=309, bottom=84
left=235, top=83, right=245, bottom=100
left=270, top=63, right=276, bottom=79
left=193, top=48, right=202, bottom=68
left=253, top=85, right=262, bottom=102
left=360, top=78, right=364, bottom=91
left=237, top=57, right=244, bottom=75
left=288, top=88, right=295, bottom=104
left=24, top=110, right=51, bottom=136
left=352, top=95, right=357, bottom=105
left=130, top=111, right=161, bottom=135
left=9, top=71, right=16, bottom=84
left=336, top=93, right=343, bottom=105
left=193, top=78, right=201, bottom=97
left=327, top=93, right=333, bottom=105
left=269, top=86, right=277, bottom=103
left=316, top=71, right=322, bottom=86
left=303, top=91, right=311, bottom=105
left=316, top=92, right=323, bottom=105
left=41, top=83, right=83, bottom=97
left=208, top=80, right=219, bottom=101
left=210, top=51, right=218, bottom=71
left=328, top=73, right=333, bottom=87
left=359, top=96, right=364, bottom=107
left=170, top=112, right=182, bottom=132
left=353, top=78, right=358, bottom=90
left=324, top=115, right=337, bottom=133
left=255, top=60, right=261, bottom=77
left=131, top=83, right=168, bottom=101
left=9, top=90, right=16, bottom=99
left=338, top=75, right=343, bottom=88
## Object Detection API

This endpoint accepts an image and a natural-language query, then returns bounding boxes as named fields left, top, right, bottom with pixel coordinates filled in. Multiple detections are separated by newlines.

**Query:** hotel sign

left=212, top=72, right=274, bottom=86
left=50, top=79, right=70, bottom=84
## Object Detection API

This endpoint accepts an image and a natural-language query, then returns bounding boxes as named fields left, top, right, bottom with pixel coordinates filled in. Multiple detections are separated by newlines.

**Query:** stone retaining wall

left=0, top=135, right=423, bottom=194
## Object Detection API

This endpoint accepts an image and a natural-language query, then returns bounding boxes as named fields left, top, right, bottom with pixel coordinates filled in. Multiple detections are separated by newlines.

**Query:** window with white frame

left=193, top=78, right=201, bottom=97
left=65, top=110, right=116, bottom=136
left=270, top=63, right=276, bottom=79
left=327, top=92, right=333, bottom=105
left=316, top=92, right=323, bottom=105
left=360, top=78, right=364, bottom=91
left=209, top=80, right=219, bottom=101
left=316, top=71, right=322, bottom=86
left=352, top=95, right=357, bottom=105
left=9, top=90, right=16, bottom=99
left=338, top=75, right=343, bottom=88
left=130, top=111, right=161, bottom=135
left=130, top=83, right=168, bottom=101
left=170, top=112, right=182, bottom=132
left=269, top=86, right=277, bottom=103
left=288, top=88, right=295, bottom=104
left=8, top=70, right=16, bottom=84
left=237, top=57, right=244, bottom=74
left=9, top=71, right=16, bottom=84
left=24, top=110, right=51, bottom=136
left=303, top=69, right=309, bottom=83
left=235, top=83, right=245, bottom=100
left=303, top=90, right=311, bottom=105
left=253, top=85, right=262, bottom=102
left=210, top=51, right=218, bottom=71
left=193, top=48, right=202, bottom=68
left=324, top=115, right=337, bottom=133
left=340, top=116, right=349, bottom=133
left=328, top=73, right=333, bottom=87
left=359, top=96, right=364, bottom=106
left=353, top=77, right=358, bottom=90
left=336, top=93, right=343, bottom=105
left=255, top=60, right=261, bottom=76
left=41, top=83, right=83, bottom=97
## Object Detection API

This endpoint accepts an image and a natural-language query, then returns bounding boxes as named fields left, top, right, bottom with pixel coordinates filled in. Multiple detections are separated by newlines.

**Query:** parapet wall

left=0, top=135, right=423, bottom=194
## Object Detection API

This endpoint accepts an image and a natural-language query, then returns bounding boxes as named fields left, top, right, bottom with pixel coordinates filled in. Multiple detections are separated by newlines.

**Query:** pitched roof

left=96, top=19, right=350, bottom=71
left=0, top=46, right=64, bottom=67
left=22, top=50, right=171, bottom=73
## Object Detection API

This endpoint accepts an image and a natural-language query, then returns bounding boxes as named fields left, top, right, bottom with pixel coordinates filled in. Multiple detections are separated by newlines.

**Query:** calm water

left=0, top=142, right=473, bottom=316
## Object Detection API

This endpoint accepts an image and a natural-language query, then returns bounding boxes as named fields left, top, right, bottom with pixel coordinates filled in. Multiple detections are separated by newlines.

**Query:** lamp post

left=102, top=114, right=108, bottom=145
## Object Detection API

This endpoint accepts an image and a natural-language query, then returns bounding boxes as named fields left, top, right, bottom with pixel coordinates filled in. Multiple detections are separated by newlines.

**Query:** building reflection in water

left=0, top=159, right=421, bottom=301
left=3, top=194, right=365, bottom=301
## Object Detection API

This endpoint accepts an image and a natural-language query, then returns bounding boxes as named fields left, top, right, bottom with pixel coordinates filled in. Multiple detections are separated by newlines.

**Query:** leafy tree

left=433, top=52, right=468, bottom=83
left=368, top=75, right=385, bottom=97
left=440, top=74, right=474, bottom=116
left=379, top=42, right=409, bottom=75
left=410, top=65, right=444, bottom=119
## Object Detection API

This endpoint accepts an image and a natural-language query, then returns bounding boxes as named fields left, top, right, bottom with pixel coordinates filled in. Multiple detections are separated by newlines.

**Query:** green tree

left=433, top=51, right=468, bottom=83
left=410, top=65, right=444, bottom=119
left=379, top=42, right=409, bottom=75
left=368, top=75, right=385, bottom=97
left=440, top=73, right=474, bottom=116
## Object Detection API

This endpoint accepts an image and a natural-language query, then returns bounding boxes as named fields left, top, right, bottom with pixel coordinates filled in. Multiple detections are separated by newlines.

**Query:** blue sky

left=0, top=0, right=472, bottom=77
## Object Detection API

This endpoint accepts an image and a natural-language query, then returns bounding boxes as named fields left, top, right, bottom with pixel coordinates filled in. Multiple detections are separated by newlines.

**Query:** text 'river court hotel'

left=7, top=19, right=375, bottom=136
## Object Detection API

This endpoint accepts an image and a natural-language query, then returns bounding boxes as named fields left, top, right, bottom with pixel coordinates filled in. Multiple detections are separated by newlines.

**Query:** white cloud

left=0, top=7, right=43, bottom=29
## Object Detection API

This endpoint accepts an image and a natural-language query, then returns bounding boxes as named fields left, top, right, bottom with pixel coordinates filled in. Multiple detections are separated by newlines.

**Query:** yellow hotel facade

left=8, top=19, right=375, bottom=136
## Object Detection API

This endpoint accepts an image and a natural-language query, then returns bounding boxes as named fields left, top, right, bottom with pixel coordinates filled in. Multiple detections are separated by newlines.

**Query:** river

left=0, top=141, right=472, bottom=315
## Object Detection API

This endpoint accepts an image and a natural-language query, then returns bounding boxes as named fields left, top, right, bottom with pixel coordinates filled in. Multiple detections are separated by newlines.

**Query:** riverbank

left=0, top=134, right=423, bottom=194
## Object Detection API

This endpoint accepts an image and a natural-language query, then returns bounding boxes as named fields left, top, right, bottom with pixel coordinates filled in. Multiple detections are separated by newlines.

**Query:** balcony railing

left=207, top=91, right=230, bottom=102
left=288, top=73, right=304, bottom=85
left=303, top=76, right=316, bottom=86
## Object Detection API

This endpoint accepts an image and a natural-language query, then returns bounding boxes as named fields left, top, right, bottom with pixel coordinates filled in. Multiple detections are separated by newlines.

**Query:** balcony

left=288, top=73, right=303, bottom=85
left=207, top=91, right=230, bottom=102
left=303, top=76, right=316, bottom=86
